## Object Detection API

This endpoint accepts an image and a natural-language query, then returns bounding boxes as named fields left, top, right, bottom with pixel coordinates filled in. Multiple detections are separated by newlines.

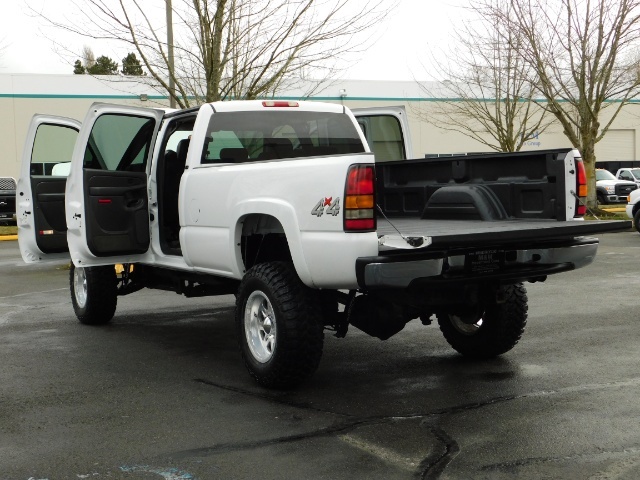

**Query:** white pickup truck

left=17, top=101, right=629, bottom=388
left=616, top=167, right=640, bottom=185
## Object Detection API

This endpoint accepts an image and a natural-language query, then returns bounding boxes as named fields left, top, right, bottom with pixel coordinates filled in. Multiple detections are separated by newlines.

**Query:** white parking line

left=119, top=465, right=195, bottom=479
left=0, top=287, right=66, bottom=300
left=338, top=433, right=417, bottom=471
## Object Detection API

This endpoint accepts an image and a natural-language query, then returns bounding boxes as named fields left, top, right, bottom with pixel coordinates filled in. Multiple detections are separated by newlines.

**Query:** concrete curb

left=0, top=235, right=17, bottom=241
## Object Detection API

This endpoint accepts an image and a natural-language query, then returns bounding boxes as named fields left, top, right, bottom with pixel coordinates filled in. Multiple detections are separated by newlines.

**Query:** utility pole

left=166, top=0, right=176, bottom=108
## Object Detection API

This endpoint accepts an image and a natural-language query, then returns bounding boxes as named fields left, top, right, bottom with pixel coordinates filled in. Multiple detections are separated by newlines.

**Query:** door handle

left=125, top=198, right=144, bottom=210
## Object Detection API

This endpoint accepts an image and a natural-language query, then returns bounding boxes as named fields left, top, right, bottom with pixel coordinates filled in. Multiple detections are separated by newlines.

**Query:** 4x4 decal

left=311, top=197, right=340, bottom=217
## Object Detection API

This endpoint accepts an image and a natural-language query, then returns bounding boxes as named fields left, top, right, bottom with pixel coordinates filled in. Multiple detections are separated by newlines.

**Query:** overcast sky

left=0, top=0, right=468, bottom=81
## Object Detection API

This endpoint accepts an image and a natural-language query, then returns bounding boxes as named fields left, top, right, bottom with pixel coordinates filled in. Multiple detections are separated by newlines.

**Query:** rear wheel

left=437, top=283, right=528, bottom=358
left=236, top=261, right=324, bottom=388
left=70, top=264, right=117, bottom=325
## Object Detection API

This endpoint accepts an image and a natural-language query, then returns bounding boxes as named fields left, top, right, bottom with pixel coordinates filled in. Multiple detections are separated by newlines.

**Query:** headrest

left=263, top=138, right=293, bottom=158
left=176, top=138, right=191, bottom=164
left=220, top=147, right=249, bottom=162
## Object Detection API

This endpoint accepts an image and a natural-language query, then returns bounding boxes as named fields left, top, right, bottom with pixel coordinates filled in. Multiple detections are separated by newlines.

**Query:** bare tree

left=416, top=0, right=551, bottom=153
left=485, top=0, right=640, bottom=207
left=81, top=45, right=96, bottom=69
left=0, top=37, right=7, bottom=69
left=40, top=0, right=390, bottom=108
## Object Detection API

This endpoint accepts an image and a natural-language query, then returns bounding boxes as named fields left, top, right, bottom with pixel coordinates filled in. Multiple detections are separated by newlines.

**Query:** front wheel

left=70, top=264, right=117, bottom=325
left=437, top=283, right=528, bottom=358
left=236, top=262, right=324, bottom=389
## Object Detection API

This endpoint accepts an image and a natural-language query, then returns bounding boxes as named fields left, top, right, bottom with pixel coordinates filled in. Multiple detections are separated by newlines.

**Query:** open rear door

left=17, top=115, right=81, bottom=264
left=66, top=104, right=164, bottom=267
left=352, top=106, right=414, bottom=161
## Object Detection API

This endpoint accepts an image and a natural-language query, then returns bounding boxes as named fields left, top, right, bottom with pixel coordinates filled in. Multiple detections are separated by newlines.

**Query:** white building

left=2, top=73, right=639, bottom=179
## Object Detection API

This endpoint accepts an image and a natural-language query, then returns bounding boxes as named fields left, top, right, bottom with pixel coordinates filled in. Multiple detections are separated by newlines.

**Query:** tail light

left=344, top=164, right=376, bottom=232
left=575, top=158, right=587, bottom=217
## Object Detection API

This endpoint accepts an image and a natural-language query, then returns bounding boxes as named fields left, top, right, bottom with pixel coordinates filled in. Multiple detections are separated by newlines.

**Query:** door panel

left=32, top=177, right=67, bottom=252
left=84, top=170, right=149, bottom=255
left=18, top=115, right=81, bottom=264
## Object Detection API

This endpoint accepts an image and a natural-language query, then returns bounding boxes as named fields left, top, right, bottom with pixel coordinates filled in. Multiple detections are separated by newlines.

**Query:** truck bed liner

left=377, top=217, right=631, bottom=248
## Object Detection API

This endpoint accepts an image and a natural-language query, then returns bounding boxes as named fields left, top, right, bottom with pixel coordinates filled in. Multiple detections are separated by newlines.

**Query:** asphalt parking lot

left=1, top=231, right=640, bottom=480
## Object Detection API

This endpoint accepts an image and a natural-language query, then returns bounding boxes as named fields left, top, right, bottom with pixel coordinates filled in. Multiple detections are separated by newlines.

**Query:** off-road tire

left=236, top=261, right=324, bottom=389
left=70, top=264, right=117, bottom=325
left=437, top=283, right=528, bottom=358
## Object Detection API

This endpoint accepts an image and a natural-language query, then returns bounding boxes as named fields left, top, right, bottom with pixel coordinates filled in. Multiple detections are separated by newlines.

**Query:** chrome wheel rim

left=73, top=267, right=88, bottom=309
left=244, top=290, right=276, bottom=363
left=449, top=314, right=483, bottom=335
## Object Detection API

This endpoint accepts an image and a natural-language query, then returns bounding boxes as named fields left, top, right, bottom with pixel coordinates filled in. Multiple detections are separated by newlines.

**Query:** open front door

left=17, top=115, right=81, bottom=264
left=66, top=104, right=164, bottom=267
left=352, top=106, right=414, bottom=161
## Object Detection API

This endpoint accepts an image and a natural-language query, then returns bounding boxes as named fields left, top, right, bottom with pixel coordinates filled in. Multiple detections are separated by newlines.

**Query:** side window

left=83, top=114, right=155, bottom=172
left=165, top=130, right=192, bottom=151
left=357, top=115, right=406, bottom=162
left=31, top=124, right=78, bottom=176
left=203, top=131, right=246, bottom=163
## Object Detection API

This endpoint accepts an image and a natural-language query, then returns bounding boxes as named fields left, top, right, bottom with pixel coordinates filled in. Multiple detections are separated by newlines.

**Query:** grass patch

left=585, top=208, right=629, bottom=221
left=0, top=225, right=17, bottom=236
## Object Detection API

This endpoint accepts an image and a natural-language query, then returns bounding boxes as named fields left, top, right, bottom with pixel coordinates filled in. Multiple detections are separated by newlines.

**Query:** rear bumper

left=356, top=237, right=599, bottom=289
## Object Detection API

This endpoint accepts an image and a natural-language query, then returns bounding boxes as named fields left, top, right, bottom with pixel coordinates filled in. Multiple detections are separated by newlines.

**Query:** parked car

left=616, top=167, right=640, bottom=185
left=0, top=176, right=16, bottom=225
left=596, top=168, right=637, bottom=204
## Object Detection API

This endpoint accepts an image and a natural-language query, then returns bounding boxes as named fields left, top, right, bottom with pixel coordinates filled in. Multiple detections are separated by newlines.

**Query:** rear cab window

left=201, top=110, right=365, bottom=164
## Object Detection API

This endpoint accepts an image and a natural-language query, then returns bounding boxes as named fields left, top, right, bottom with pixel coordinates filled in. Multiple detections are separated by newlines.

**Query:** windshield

left=596, top=169, right=616, bottom=181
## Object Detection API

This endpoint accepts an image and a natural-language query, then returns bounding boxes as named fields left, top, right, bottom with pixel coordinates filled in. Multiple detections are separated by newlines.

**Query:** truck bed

left=375, top=149, right=631, bottom=251
left=377, top=217, right=631, bottom=249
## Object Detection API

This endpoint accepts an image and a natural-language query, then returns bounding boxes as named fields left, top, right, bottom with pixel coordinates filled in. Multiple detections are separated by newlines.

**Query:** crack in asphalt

left=416, top=424, right=460, bottom=480
left=163, top=417, right=386, bottom=461
left=193, top=378, right=354, bottom=417
left=180, top=377, right=640, bottom=479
